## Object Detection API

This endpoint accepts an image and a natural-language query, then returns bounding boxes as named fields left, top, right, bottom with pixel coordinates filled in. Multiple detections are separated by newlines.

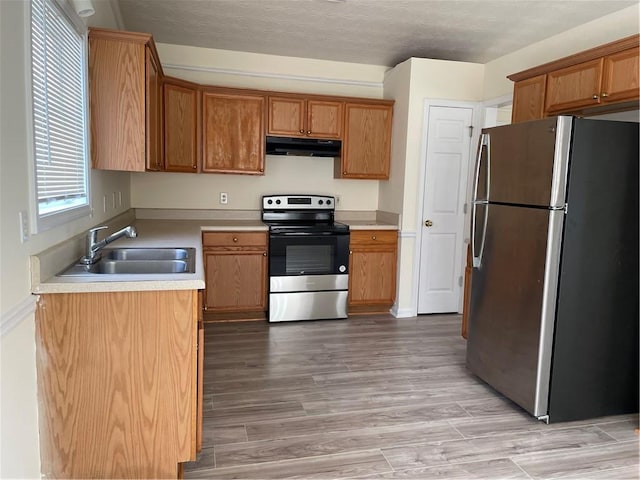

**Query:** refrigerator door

left=480, top=117, right=572, bottom=208
left=548, top=119, right=639, bottom=422
left=467, top=203, right=564, bottom=417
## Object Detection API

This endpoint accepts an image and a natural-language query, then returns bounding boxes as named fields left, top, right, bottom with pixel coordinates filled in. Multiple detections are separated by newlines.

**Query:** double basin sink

left=58, top=248, right=196, bottom=276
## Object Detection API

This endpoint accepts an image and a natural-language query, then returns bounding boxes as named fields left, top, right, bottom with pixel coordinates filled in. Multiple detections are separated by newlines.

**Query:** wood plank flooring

left=184, top=315, right=639, bottom=479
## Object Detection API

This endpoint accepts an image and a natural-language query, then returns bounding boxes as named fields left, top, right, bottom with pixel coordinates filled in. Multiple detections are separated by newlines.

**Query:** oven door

left=269, top=231, right=349, bottom=277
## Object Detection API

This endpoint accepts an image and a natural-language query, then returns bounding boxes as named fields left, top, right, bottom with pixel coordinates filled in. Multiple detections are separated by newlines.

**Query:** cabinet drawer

left=350, top=230, right=397, bottom=247
left=202, top=231, right=267, bottom=247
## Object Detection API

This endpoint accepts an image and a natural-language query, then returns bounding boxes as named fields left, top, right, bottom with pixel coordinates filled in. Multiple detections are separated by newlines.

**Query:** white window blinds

left=31, top=0, right=89, bottom=225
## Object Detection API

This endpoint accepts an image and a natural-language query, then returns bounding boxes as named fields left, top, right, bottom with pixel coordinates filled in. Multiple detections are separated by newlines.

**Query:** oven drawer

left=349, top=230, right=397, bottom=247
left=203, top=231, right=267, bottom=248
left=269, top=291, right=348, bottom=322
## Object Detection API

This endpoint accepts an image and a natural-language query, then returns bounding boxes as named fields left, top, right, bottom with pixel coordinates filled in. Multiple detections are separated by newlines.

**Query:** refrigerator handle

left=472, top=133, right=490, bottom=202
left=472, top=203, right=489, bottom=268
left=472, top=134, right=490, bottom=268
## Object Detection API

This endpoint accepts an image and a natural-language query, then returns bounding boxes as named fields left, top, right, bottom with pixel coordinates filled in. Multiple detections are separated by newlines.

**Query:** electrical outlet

left=219, top=192, right=228, bottom=205
left=335, top=195, right=342, bottom=207
left=19, top=211, right=29, bottom=243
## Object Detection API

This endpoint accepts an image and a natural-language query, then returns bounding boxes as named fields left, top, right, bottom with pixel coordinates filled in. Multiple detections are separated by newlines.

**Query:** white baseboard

left=390, top=306, right=416, bottom=318
left=1, top=295, right=38, bottom=337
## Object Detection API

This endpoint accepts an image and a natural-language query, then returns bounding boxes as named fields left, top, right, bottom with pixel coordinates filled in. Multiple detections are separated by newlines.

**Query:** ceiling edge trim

left=162, top=63, right=384, bottom=89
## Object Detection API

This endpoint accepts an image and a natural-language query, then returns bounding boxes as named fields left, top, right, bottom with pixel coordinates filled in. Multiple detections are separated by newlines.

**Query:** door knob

left=424, top=220, right=433, bottom=227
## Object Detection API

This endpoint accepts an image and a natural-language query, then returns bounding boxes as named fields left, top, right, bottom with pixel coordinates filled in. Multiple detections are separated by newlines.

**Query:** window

left=30, top=0, right=90, bottom=231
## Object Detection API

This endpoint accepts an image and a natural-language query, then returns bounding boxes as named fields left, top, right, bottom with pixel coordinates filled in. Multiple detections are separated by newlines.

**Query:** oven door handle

left=270, top=231, right=350, bottom=237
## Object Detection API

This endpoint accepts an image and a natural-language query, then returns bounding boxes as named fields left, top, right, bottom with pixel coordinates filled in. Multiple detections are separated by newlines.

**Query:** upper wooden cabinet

left=88, top=28, right=395, bottom=179
left=512, top=75, right=546, bottom=123
left=336, top=102, right=393, bottom=179
left=146, top=48, right=163, bottom=171
left=89, top=28, right=164, bottom=172
left=163, top=77, right=200, bottom=173
left=267, top=96, right=343, bottom=139
left=201, top=89, right=265, bottom=175
left=509, top=35, right=639, bottom=122
left=602, top=48, right=640, bottom=104
left=545, top=58, right=604, bottom=113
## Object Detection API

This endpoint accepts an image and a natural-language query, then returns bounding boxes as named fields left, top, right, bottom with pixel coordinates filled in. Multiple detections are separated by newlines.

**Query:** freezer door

left=481, top=117, right=571, bottom=208
left=466, top=204, right=564, bottom=417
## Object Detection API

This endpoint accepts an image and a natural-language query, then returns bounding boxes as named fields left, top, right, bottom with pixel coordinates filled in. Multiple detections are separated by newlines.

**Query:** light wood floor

left=184, top=315, right=639, bottom=479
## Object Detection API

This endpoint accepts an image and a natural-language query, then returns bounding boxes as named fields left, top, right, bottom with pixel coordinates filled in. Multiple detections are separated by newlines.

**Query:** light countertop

left=344, top=221, right=398, bottom=230
left=32, top=217, right=396, bottom=294
left=34, top=219, right=264, bottom=294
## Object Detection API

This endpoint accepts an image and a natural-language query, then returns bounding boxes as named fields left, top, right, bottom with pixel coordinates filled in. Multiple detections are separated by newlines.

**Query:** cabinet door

left=36, top=291, right=197, bottom=478
left=339, top=103, right=393, bottom=179
left=203, top=250, right=267, bottom=311
left=307, top=100, right=343, bottom=139
left=267, top=96, right=305, bottom=137
left=145, top=47, right=163, bottom=171
left=196, top=314, right=204, bottom=453
left=89, top=36, right=146, bottom=171
left=202, top=92, right=265, bottom=174
left=164, top=80, right=199, bottom=172
left=511, top=75, right=546, bottom=123
left=602, top=48, right=640, bottom=104
left=349, top=248, right=397, bottom=306
left=545, top=58, right=604, bottom=113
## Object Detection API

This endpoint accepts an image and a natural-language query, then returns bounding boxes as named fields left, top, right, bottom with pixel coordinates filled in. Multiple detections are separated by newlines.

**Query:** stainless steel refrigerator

left=466, top=116, right=638, bottom=423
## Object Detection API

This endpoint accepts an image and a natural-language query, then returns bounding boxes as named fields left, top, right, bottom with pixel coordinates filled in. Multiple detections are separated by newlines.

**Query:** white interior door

left=418, top=106, right=473, bottom=314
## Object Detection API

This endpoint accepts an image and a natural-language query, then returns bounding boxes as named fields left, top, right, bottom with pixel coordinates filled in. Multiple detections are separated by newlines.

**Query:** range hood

left=266, top=136, right=341, bottom=157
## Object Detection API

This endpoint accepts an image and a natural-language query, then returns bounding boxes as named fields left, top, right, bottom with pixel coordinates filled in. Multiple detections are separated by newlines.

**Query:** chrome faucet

left=81, top=225, right=137, bottom=265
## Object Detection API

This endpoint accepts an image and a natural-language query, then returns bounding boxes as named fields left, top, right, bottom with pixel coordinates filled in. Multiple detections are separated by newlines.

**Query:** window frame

left=28, top=0, right=91, bottom=233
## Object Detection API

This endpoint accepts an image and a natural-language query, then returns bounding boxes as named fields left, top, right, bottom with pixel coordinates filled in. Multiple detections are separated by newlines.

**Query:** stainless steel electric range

left=262, top=195, right=350, bottom=322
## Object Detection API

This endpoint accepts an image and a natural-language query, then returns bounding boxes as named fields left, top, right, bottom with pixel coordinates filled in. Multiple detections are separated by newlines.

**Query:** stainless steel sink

left=96, top=259, right=190, bottom=274
left=57, top=247, right=196, bottom=276
left=104, top=248, right=191, bottom=261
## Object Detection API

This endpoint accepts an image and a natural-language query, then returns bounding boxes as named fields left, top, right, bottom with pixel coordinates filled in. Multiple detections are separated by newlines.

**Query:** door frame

left=412, top=99, right=481, bottom=315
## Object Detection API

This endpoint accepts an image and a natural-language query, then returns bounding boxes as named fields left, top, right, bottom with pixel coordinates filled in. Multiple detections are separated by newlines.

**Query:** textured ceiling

left=118, top=0, right=637, bottom=66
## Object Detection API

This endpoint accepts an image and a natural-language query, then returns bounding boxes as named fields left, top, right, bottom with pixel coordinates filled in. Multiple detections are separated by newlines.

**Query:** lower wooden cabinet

left=202, top=231, right=268, bottom=315
left=35, top=290, right=200, bottom=479
left=196, top=291, right=204, bottom=453
left=348, top=230, right=398, bottom=314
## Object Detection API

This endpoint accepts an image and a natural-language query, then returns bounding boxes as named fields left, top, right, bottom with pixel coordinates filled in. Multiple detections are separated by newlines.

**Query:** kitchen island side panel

left=548, top=119, right=639, bottom=422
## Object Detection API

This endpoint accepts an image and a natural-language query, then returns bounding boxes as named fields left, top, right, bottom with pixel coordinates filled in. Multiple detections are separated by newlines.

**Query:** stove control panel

left=263, top=195, right=335, bottom=210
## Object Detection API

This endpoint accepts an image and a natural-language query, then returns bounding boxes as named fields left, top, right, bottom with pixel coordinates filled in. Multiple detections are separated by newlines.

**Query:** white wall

left=130, top=43, right=389, bottom=212
left=0, top=2, right=128, bottom=477
left=382, top=58, right=485, bottom=316
left=483, top=4, right=640, bottom=100
left=380, top=60, right=412, bottom=217
left=132, top=157, right=378, bottom=211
